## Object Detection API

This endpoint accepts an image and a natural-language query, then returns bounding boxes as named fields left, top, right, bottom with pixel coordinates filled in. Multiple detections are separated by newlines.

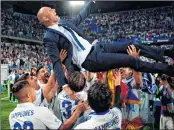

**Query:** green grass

left=1, top=87, right=17, bottom=129
left=1, top=91, right=8, bottom=98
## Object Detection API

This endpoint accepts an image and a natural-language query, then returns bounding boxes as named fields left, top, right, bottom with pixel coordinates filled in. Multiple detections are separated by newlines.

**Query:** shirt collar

left=17, top=102, right=35, bottom=108
left=95, top=110, right=110, bottom=115
left=48, top=24, right=59, bottom=30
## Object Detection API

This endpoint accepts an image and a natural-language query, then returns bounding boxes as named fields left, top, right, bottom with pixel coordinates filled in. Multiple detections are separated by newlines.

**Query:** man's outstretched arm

left=72, top=1, right=95, bottom=26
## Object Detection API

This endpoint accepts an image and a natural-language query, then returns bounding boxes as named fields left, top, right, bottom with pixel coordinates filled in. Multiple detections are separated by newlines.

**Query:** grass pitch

left=1, top=88, right=17, bottom=129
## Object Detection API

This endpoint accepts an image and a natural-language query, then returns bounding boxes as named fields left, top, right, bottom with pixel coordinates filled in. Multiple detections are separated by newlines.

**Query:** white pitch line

left=1, top=97, right=9, bottom=100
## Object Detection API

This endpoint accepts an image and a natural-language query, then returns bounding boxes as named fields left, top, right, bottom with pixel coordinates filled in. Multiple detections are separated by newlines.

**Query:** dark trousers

left=154, top=105, right=161, bottom=129
left=10, top=84, right=15, bottom=101
left=82, top=43, right=172, bottom=75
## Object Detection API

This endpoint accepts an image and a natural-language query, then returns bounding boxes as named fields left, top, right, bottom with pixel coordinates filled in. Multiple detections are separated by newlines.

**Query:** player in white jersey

left=9, top=78, right=87, bottom=129
left=58, top=71, right=88, bottom=123
left=84, top=72, right=96, bottom=92
left=35, top=65, right=53, bottom=107
left=16, top=71, right=57, bottom=107
left=75, top=82, right=122, bottom=130
left=36, top=66, right=50, bottom=87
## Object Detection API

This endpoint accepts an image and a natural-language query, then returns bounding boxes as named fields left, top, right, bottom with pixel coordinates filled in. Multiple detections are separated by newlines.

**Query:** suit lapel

left=45, top=19, right=84, bottom=43
left=46, top=28, right=67, bottom=38
left=59, top=20, right=84, bottom=37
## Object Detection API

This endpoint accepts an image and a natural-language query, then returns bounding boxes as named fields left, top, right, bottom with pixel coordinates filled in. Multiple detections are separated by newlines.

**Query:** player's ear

left=37, top=75, right=41, bottom=80
left=26, top=91, right=31, bottom=98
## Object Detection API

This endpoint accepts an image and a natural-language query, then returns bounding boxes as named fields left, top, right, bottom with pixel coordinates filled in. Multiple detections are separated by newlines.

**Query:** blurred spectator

left=1, top=40, right=49, bottom=69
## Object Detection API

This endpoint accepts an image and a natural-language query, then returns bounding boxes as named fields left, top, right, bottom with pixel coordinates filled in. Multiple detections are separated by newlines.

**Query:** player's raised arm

left=127, top=45, right=142, bottom=87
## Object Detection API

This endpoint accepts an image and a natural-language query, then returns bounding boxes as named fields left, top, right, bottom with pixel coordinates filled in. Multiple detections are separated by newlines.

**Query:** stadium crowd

left=1, top=9, right=44, bottom=40
left=83, top=6, right=173, bottom=43
left=1, top=6, right=173, bottom=43
left=1, top=40, right=49, bottom=69
left=1, top=3, right=174, bottom=130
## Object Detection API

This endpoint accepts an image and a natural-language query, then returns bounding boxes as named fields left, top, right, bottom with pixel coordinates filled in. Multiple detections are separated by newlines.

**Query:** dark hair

left=36, top=66, right=44, bottom=76
left=161, top=74, right=174, bottom=89
left=161, top=74, right=169, bottom=81
left=155, top=76, right=161, bottom=86
left=88, top=82, right=112, bottom=113
left=16, top=73, right=29, bottom=83
left=69, top=71, right=86, bottom=92
left=12, top=80, right=30, bottom=93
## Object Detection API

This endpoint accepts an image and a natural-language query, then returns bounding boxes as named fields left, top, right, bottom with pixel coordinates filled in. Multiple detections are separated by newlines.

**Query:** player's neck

left=39, top=79, right=47, bottom=84
left=18, top=99, right=32, bottom=104
left=35, top=84, right=40, bottom=91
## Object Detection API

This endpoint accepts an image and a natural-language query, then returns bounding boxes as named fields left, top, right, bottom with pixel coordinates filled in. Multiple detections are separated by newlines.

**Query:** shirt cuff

left=62, top=84, right=68, bottom=88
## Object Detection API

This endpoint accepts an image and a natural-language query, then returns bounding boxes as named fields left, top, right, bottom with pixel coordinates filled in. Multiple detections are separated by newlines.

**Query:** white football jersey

left=58, top=90, right=87, bottom=122
left=84, top=73, right=96, bottom=92
left=75, top=107, right=122, bottom=129
left=33, top=87, right=49, bottom=107
left=37, top=80, right=46, bottom=88
left=9, top=103, right=62, bottom=130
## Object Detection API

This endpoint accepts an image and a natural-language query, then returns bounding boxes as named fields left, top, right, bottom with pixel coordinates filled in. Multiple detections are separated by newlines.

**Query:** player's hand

left=60, top=49, right=67, bottom=63
left=127, top=45, right=140, bottom=57
left=113, top=69, right=121, bottom=86
left=64, top=85, right=79, bottom=100
left=92, top=39, right=98, bottom=45
left=76, top=101, right=88, bottom=113
left=83, top=101, right=91, bottom=110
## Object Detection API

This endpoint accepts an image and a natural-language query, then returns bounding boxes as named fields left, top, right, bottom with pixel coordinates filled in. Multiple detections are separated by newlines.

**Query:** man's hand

left=127, top=45, right=140, bottom=57
left=64, top=85, right=79, bottom=100
left=113, top=69, right=121, bottom=86
left=60, top=49, right=67, bottom=62
left=92, top=39, right=98, bottom=46
left=76, top=101, right=88, bottom=113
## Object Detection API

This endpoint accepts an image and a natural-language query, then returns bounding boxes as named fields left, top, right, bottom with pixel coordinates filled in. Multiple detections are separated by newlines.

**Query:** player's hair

left=15, top=73, right=29, bottom=83
left=69, top=71, right=86, bottom=92
left=88, top=82, right=112, bottom=113
left=12, top=80, right=30, bottom=94
left=36, top=66, right=44, bottom=76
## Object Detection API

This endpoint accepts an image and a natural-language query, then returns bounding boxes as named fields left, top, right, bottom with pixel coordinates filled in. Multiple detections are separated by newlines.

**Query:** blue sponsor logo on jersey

left=63, top=93, right=71, bottom=99
left=11, top=110, right=34, bottom=119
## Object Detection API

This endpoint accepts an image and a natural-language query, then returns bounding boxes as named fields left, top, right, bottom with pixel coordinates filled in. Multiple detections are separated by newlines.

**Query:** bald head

left=37, top=7, right=59, bottom=27
left=37, top=7, right=49, bottom=23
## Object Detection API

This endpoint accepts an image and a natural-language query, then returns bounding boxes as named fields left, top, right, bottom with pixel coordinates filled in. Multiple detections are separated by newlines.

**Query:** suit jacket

left=43, top=1, right=95, bottom=88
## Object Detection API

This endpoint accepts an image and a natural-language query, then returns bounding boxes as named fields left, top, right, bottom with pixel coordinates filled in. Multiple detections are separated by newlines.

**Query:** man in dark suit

left=37, top=1, right=174, bottom=98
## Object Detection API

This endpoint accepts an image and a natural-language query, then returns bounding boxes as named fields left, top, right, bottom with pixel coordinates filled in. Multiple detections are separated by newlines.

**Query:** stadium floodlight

left=69, top=1, right=84, bottom=7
